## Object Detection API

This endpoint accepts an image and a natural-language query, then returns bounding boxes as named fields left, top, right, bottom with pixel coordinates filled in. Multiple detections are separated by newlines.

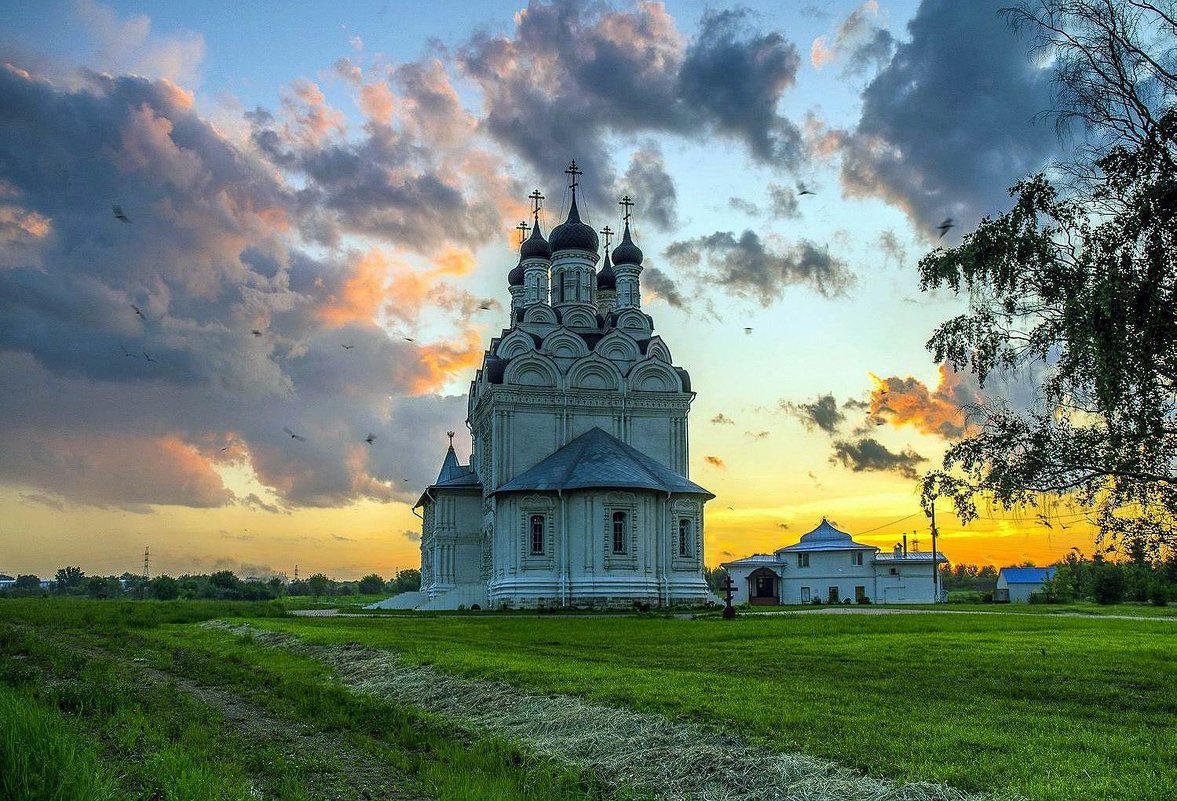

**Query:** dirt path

left=74, top=640, right=429, bottom=801
left=212, top=622, right=1015, bottom=801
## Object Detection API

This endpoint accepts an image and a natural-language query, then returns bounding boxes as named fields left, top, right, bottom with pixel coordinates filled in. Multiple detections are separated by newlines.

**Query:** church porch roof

left=493, top=426, right=712, bottom=498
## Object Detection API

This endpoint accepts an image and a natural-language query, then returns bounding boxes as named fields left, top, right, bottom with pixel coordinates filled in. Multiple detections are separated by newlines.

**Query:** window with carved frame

left=611, top=511, right=627, bottom=554
left=678, top=518, right=692, bottom=557
left=529, top=514, right=545, bottom=555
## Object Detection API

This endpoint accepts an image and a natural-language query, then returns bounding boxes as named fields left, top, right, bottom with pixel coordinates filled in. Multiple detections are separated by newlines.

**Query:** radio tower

left=142, top=547, right=150, bottom=580
left=294, top=563, right=299, bottom=581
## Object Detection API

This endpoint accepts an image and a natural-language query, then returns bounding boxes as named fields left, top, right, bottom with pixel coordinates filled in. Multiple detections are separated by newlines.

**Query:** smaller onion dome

left=611, top=221, right=643, bottom=266
left=549, top=197, right=599, bottom=253
left=520, top=219, right=551, bottom=261
left=507, top=258, right=525, bottom=286
left=596, top=248, right=616, bottom=290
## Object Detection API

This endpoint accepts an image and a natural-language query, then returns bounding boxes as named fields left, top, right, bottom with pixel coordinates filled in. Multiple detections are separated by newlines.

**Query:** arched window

left=611, top=511, right=627, bottom=554
left=529, top=515, right=545, bottom=555
left=678, top=518, right=692, bottom=557
left=562, top=273, right=576, bottom=303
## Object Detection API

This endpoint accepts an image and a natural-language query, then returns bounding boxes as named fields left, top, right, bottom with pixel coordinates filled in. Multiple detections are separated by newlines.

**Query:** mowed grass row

left=255, top=612, right=1177, bottom=801
left=0, top=600, right=644, bottom=801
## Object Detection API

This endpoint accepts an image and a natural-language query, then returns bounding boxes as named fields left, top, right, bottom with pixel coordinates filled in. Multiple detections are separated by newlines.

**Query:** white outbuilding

left=994, top=566, right=1056, bottom=603
left=722, top=518, right=948, bottom=605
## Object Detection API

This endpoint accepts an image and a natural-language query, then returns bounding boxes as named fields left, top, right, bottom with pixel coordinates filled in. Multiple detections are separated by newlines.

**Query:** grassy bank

left=254, top=612, right=1176, bottom=801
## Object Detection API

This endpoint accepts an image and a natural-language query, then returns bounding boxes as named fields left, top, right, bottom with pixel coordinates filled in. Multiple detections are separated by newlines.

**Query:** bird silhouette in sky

left=142, top=351, right=156, bottom=363
left=251, top=329, right=263, bottom=337
left=797, top=183, right=815, bottom=196
left=342, top=344, right=355, bottom=350
left=364, top=433, right=377, bottom=445
left=479, top=301, right=493, bottom=310
left=112, top=205, right=131, bottom=223
left=744, top=327, right=752, bottom=335
left=403, top=336, right=415, bottom=342
left=120, top=344, right=138, bottom=359
left=282, top=427, right=307, bottom=442
left=219, top=446, right=230, bottom=452
left=937, top=218, right=954, bottom=238
left=131, top=304, right=147, bottom=321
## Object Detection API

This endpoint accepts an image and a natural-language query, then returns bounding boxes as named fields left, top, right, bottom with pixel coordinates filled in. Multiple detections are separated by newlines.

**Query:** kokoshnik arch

left=412, top=163, right=713, bottom=610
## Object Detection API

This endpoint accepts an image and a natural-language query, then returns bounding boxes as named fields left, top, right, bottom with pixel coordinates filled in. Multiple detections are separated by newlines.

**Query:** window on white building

left=797, top=553, right=810, bottom=568
left=612, top=511, right=628, bottom=554
left=529, top=515, right=545, bottom=555
left=852, top=551, right=864, bottom=566
left=678, top=518, right=692, bottom=557
left=800, top=586, right=810, bottom=603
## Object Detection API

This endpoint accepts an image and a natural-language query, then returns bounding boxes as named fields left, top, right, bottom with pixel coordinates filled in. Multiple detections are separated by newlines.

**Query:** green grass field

left=1, top=599, right=1172, bottom=801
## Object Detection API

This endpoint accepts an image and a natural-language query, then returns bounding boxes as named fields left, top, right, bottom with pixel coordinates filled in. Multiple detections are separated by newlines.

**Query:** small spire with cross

left=599, top=225, right=614, bottom=250
left=565, top=159, right=582, bottom=198
left=446, top=431, right=455, bottom=448
left=529, top=189, right=544, bottom=219
left=619, top=195, right=634, bottom=224
left=516, top=220, right=530, bottom=245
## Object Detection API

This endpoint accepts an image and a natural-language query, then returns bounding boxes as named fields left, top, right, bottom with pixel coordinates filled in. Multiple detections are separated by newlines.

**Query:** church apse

left=413, top=163, right=713, bottom=610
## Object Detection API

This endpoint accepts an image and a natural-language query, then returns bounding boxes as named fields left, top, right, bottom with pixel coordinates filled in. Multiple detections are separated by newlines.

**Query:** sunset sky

left=0, top=0, right=1098, bottom=581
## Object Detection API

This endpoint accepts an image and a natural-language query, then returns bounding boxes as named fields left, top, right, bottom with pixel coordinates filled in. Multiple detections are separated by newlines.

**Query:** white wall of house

left=995, top=575, right=1046, bottom=603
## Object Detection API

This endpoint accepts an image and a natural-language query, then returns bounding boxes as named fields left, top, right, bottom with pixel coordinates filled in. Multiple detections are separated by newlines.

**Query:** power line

left=856, top=511, right=924, bottom=535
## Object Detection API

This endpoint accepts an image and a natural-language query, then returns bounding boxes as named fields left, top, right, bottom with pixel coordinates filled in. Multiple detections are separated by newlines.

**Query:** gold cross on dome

left=565, top=160, right=582, bottom=192
left=618, top=195, right=634, bottom=223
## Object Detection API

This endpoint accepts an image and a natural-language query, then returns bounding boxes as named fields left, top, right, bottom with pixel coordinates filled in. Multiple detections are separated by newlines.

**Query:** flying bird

left=251, top=329, right=263, bottom=337
left=282, top=427, right=307, bottom=442
left=365, top=433, right=377, bottom=445
left=112, top=205, right=131, bottom=223
left=744, top=327, right=752, bottom=335
left=797, top=183, right=815, bottom=196
left=120, top=344, right=138, bottom=359
left=875, top=418, right=886, bottom=426
left=142, top=351, right=156, bottom=363
left=131, top=304, right=147, bottom=320
left=342, top=344, right=355, bottom=350
left=937, top=218, right=955, bottom=238
left=479, top=301, right=493, bottom=310
left=219, top=446, right=231, bottom=452
left=403, top=336, right=415, bottom=342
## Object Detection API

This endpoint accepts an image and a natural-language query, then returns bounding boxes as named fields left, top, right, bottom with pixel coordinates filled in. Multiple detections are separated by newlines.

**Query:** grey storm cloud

left=831, top=3, right=897, bottom=77
left=457, top=1, right=804, bottom=214
left=0, top=66, right=477, bottom=511
left=642, top=265, right=687, bottom=309
left=622, top=142, right=678, bottom=231
left=782, top=393, right=845, bottom=433
left=829, top=437, right=926, bottom=479
left=663, top=230, right=854, bottom=306
left=838, top=0, right=1059, bottom=239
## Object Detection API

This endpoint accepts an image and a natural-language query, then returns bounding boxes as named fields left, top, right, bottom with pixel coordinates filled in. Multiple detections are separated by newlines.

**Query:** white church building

left=413, top=165, right=713, bottom=610
left=722, top=519, right=948, bottom=605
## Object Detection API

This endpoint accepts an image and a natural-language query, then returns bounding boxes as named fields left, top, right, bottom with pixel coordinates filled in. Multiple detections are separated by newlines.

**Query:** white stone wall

left=487, top=489, right=709, bottom=609
left=725, top=552, right=942, bottom=605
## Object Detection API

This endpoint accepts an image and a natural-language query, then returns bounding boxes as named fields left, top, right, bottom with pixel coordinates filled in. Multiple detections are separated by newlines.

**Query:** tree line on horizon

left=0, top=566, right=421, bottom=601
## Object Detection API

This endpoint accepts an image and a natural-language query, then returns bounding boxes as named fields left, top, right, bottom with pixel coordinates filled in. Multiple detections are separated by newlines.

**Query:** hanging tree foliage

left=918, top=1, right=1177, bottom=555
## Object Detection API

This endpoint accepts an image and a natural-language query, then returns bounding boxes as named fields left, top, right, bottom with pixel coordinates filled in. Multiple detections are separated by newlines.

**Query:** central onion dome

left=611, top=221, right=643, bottom=265
left=549, top=197, right=599, bottom=253
left=597, top=248, right=616, bottom=290
left=520, top=219, right=551, bottom=261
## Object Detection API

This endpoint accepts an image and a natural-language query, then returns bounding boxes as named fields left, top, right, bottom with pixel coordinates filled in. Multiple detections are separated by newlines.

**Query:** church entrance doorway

left=748, top=567, right=779, bottom=605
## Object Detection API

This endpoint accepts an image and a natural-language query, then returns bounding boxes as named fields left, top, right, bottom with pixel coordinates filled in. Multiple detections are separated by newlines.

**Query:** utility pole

left=143, top=547, right=150, bottom=580
left=929, top=501, right=940, bottom=603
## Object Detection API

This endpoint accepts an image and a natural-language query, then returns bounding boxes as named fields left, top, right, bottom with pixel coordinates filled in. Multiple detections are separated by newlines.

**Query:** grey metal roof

left=875, top=552, right=948, bottom=563
left=493, top=426, right=713, bottom=497
left=776, top=518, right=876, bottom=552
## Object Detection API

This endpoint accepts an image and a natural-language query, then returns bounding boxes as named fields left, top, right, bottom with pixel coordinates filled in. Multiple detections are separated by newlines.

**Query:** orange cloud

left=318, top=248, right=395, bottom=327
left=810, top=35, right=835, bottom=68
left=870, top=364, right=981, bottom=438
left=358, top=82, right=395, bottom=125
left=412, top=328, right=484, bottom=394
left=433, top=247, right=477, bottom=276
left=703, top=455, right=726, bottom=470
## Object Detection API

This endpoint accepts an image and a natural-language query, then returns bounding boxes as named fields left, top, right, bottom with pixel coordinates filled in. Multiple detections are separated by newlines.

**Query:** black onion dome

left=596, top=248, right=616, bottom=290
left=508, top=258, right=525, bottom=286
left=611, top=221, right=643, bottom=265
left=549, top=197, right=599, bottom=253
left=520, top=219, right=551, bottom=260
